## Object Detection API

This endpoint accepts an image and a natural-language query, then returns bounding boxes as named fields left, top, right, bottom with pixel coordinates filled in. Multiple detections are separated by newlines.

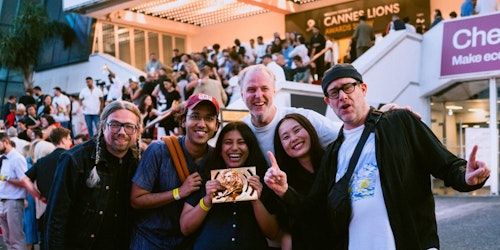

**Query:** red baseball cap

left=184, top=93, right=220, bottom=115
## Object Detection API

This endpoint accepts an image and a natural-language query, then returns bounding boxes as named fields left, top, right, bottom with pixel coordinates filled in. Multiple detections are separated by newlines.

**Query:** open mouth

left=228, top=153, right=242, bottom=160
left=195, top=130, right=207, bottom=136
left=292, top=141, right=304, bottom=150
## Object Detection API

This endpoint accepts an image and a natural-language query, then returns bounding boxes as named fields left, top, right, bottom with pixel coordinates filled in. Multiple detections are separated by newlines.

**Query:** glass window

left=103, top=23, right=116, bottom=57
left=162, top=35, right=173, bottom=66
left=118, top=26, right=131, bottom=64
left=0, top=0, right=18, bottom=24
left=175, top=37, right=185, bottom=54
left=134, top=30, right=146, bottom=71
left=148, top=32, right=159, bottom=63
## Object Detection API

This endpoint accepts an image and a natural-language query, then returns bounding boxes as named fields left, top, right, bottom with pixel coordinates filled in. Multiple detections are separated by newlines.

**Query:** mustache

left=115, top=134, right=129, bottom=140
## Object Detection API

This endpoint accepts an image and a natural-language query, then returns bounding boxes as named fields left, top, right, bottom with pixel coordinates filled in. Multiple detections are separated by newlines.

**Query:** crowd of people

left=0, top=17, right=494, bottom=249
left=0, top=63, right=491, bottom=250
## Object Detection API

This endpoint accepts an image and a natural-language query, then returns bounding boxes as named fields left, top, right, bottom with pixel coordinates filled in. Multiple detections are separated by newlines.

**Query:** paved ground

left=435, top=195, right=500, bottom=250
left=0, top=195, right=498, bottom=249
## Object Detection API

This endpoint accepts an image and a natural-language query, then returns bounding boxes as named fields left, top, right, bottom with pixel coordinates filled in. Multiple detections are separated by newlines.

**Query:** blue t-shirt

left=130, top=137, right=212, bottom=250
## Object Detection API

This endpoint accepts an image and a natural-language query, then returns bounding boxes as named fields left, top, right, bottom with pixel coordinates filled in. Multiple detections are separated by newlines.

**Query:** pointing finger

left=469, top=145, right=478, bottom=165
left=267, top=151, right=280, bottom=170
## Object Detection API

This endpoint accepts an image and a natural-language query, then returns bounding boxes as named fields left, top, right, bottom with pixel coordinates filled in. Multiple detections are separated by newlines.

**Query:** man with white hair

left=6, top=127, right=29, bottom=154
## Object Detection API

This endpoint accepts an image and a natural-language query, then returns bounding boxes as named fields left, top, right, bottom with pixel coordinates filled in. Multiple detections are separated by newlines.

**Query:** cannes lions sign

left=441, top=13, right=500, bottom=76
left=285, top=0, right=429, bottom=39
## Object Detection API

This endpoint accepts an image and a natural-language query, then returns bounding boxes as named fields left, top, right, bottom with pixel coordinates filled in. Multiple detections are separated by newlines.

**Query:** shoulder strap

left=337, top=107, right=382, bottom=186
left=162, top=136, right=190, bottom=183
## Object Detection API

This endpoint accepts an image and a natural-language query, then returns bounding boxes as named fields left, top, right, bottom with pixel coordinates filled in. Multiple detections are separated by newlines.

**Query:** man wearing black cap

left=264, top=64, right=491, bottom=249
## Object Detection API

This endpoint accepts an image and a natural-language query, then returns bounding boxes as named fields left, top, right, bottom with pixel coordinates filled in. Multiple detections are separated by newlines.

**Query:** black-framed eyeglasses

left=326, top=82, right=359, bottom=99
left=187, top=114, right=217, bottom=123
left=106, top=122, right=138, bottom=135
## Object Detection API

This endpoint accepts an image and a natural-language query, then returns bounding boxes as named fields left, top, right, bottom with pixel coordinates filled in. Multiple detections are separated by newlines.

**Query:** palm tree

left=0, top=2, right=75, bottom=90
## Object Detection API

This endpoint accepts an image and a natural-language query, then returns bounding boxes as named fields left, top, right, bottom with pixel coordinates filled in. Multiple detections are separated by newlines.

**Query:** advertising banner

left=441, top=13, right=500, bottom=77
left=285, top=0, right=430, bottom=40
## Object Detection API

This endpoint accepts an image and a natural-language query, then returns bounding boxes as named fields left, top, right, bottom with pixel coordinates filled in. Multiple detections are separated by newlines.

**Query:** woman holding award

left=180, top=121, right=280, bottom=250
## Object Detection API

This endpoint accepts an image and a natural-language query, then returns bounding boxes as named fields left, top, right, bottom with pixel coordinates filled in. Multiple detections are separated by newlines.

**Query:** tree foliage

left=0, top=2, right=75, bottom=90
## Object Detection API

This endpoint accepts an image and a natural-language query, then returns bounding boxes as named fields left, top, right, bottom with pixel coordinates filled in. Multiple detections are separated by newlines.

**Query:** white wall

left=348, top=30, right=431, bottom=123
left=34, top=54, right=145, bottom=95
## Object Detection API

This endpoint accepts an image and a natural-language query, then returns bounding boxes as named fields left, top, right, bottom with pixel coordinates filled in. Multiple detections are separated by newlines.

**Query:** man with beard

left=238, top=63, right=340, bottom=249
left=130, top=93, right=220, bottom=250
left=44, top=101, right=143, bottom=249
left=264, top=64, right=490, bottom=249
left=0, top=132, right=28, bottom=250
left=239, top=64, right=341, bottom=160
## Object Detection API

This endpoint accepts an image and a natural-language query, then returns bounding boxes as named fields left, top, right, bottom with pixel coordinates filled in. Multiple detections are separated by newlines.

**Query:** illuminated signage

left=441, top=13, right=500, bottom=76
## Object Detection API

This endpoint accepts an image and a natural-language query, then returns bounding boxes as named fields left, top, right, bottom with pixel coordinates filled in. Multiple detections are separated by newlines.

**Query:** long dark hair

left=206, top=121, right=268, bottom=178
left=138, top=95, right=154, bottom=114
left=273, top=113, right=324, bottom=175
left=159, top=74, right=177, bottom=97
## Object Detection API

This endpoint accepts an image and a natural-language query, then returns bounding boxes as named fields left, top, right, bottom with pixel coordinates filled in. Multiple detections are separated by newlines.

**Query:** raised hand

left=179, top=172, right=203, bottom=198
left=264, top=151, right=288, bottom=197
left=465, top=145, right=490, bottom=186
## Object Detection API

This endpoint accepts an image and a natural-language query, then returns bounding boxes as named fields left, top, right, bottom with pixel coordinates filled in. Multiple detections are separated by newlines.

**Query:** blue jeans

left=84, top=114, right=100, bottom=138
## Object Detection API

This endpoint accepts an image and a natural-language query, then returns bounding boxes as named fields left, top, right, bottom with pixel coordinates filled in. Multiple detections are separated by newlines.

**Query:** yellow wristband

left=0, top=176, right=4, bottom=181
left=173, top=188, right=181, bottom=200
left=199, top=198, right=211, bottom=212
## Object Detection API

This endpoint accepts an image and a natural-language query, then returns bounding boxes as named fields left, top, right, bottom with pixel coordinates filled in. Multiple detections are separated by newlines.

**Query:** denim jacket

left=45, top=140, right=138, bottom=250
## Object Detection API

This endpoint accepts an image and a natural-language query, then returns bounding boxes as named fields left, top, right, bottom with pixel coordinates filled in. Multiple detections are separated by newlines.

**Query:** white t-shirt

left=53, top=94, right=70, bottom=113
left=242, top=106, right=341, bottom=164
left=79, top=87, right=104, bottom=115
left=266, top=61, right=286, bottom=83
left=227, top=75, right=241, bottom=105
left=325, top=40, right=339, bottom=65
left=53, top=94, right=71, bottom=122
left=106, top=77, right=125, bottom=101
left=0, top=149, right=27, bottom=199
left=475, top=0, right=498, bottom=14
left=289, top=44, right=310, bottom=69
left=336, top=125, right=396, bottom=250
left=255, top=44, right=267, bottom=63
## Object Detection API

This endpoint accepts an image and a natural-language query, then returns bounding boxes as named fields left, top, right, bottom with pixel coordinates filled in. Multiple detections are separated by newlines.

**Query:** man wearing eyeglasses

left=44, top=101, right=143, bottom=250
left=130, top=93, right=220, bottom=249
left=264, top=64, right=491, bottom=249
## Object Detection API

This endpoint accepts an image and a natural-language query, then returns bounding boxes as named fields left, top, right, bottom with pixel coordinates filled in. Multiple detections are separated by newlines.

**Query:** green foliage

left=0, top=2, right=75, bottom=89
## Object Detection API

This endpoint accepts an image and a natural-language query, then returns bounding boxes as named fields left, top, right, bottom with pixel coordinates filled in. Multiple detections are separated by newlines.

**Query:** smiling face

left=324, top=77, right=369, bottom=130
left=40, top=117, right=49, bottom=128
left=240, top=67, right=277, bottom=127
left=144, top=95, right=152, bottom=106
left=278, top=118, right=311, bottom=160
left=183, top=103, right=218, bottom=148
left=44, top=95, right=52, bottom=106
left=221, top=129, right=249, bottom=168
left=103, top=109, right=139, bottom=158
